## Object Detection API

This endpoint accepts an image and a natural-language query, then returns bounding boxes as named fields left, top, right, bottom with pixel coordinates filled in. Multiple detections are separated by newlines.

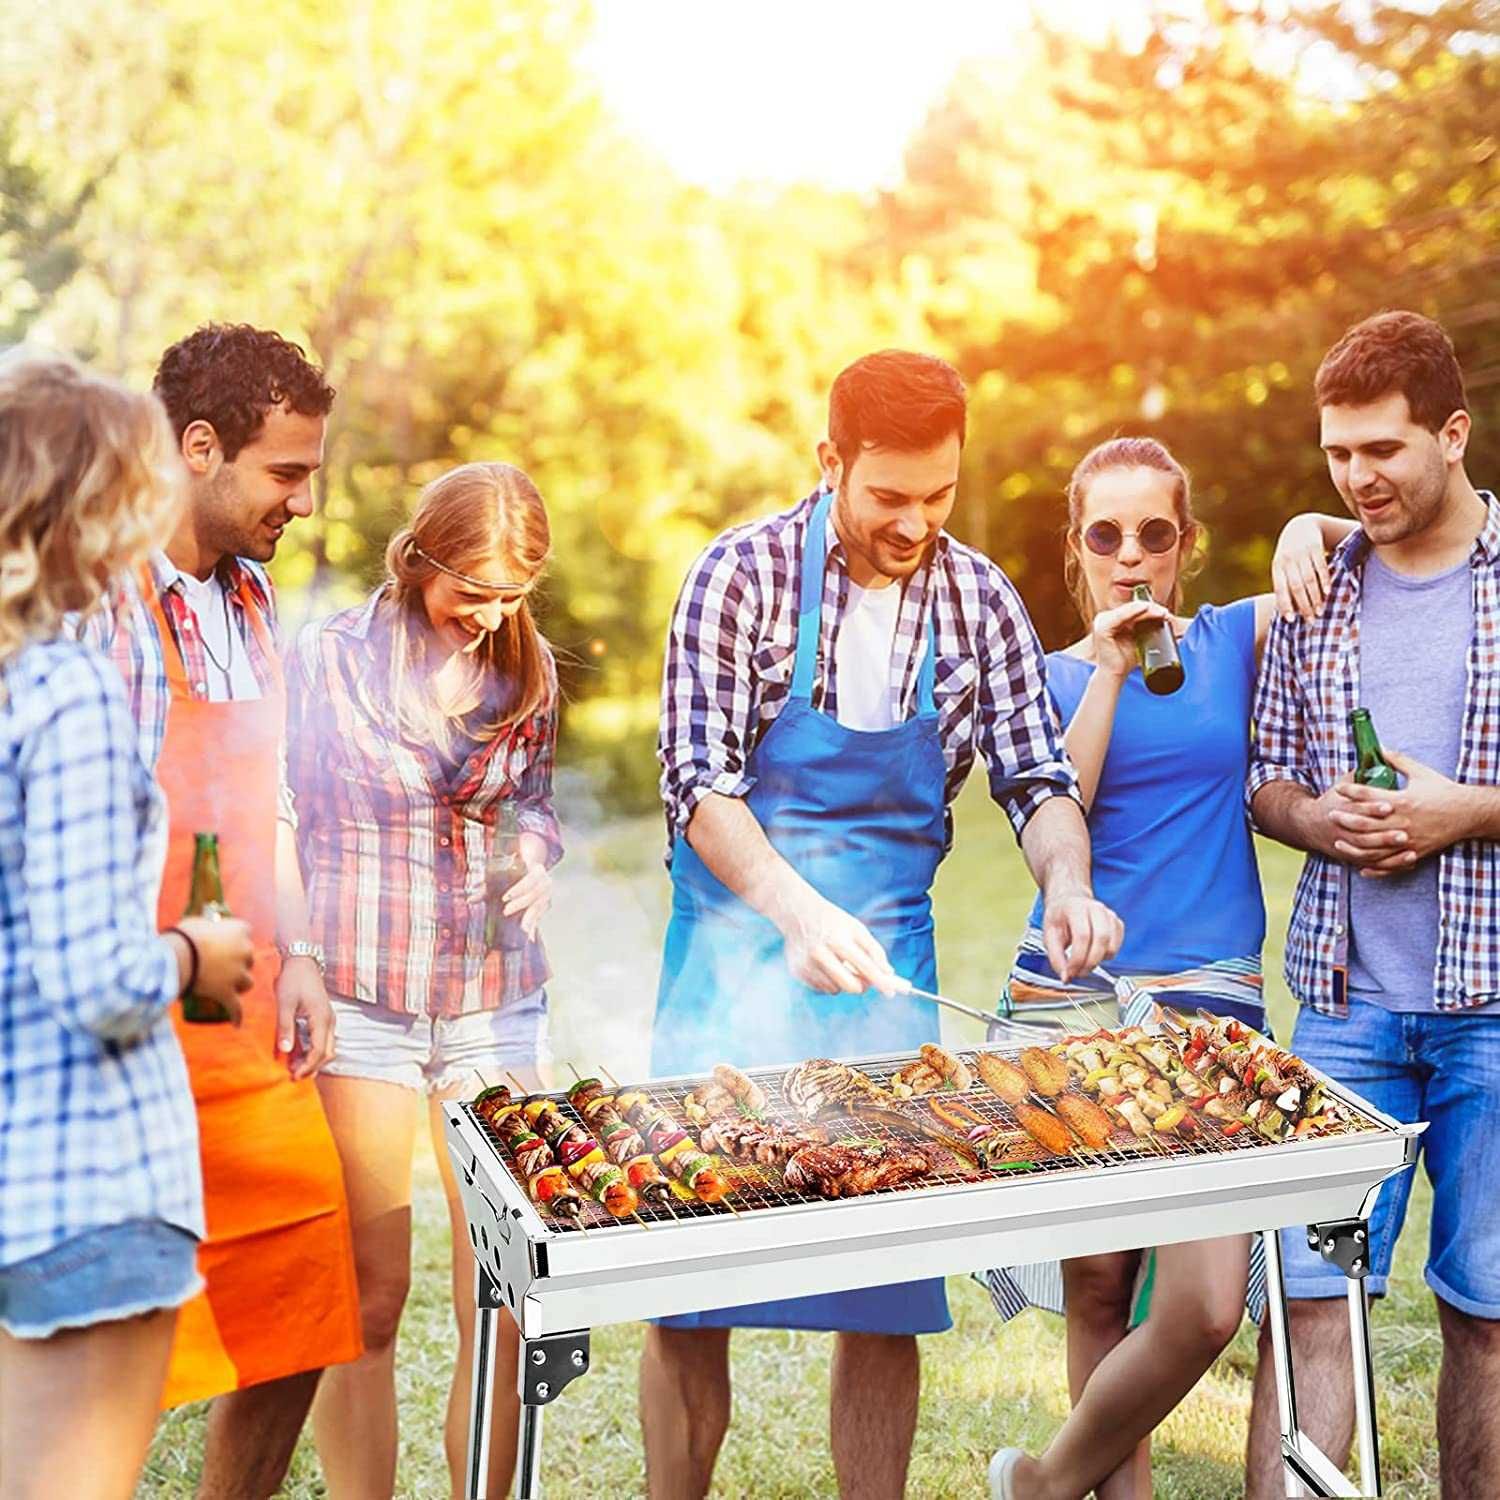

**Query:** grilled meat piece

left=781, top=1059, right=896, bottom=1119
left=783, top=1141, right=932, bottom=1198
left=975, top=1052, right=1030, bottom=1106
left=700, top=1116, right=825, bottom=1167
left=712, top=1063, right=767, bottom=1114
left=683, top=1084, right=736, bottom=1126
left=848, top=1103, right=982, bottom=1167
left=1012, top=1101, right=1077, bottom=1156
left=1020, top=1048, right=1069, bottom=1097
left=919, top=1043, right=973, bottom=1092
left=1054, top=1094, right=1116, bottom=1149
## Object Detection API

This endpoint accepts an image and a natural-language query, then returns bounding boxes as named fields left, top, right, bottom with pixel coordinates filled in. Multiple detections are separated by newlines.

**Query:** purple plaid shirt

left=285, top=590, right=562, bottom=1018
left=659, top=489, right=1078, bottom=857
left=1249, top=489, right=1500, bottom=1015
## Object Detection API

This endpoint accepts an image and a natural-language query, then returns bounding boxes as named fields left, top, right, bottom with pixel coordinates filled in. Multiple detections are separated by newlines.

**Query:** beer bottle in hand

left=182, top=832, right=235, bottom=1022
left=1131, top=583, right=1185, bottom=695
left=484, top=805, right=530, bottom=952
left=1349, top=707, right=1400, bottom=790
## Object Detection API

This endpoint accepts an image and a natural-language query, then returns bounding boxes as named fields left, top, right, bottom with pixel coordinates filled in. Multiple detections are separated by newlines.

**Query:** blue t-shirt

left=1348, top=553, right=1474, bottom=1011
left=1025, top=600, right=1266, bottom=974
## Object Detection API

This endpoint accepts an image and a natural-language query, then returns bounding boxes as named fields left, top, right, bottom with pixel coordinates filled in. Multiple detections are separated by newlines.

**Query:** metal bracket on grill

left=1307, top=1218, right=1371, bottom=1280
left=519, top=1329, right=590, bottom=1406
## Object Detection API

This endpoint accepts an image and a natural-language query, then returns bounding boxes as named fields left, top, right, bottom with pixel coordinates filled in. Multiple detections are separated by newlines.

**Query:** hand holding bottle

left=169, top=916, right=254, bottom=1025
left=1089, top=595, right=1172, bottom=680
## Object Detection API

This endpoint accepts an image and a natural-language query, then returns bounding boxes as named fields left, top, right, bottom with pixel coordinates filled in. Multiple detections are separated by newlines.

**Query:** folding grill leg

left=467, top=1266, right=503, bottom=1500
left=1348, top=1276, right=1381, bottom=1499
left=1265, top=1222, right=1383, bottom=1498
left=515, top=1402, right=544, bottom=1499
left=1263, top=1227, right=1310, bottom=1499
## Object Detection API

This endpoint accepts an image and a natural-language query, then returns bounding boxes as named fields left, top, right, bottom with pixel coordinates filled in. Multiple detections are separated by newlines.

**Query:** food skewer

left=566, top=1077, right=680, bottom=1207
left=520, top=1095, right=640, bottom=1219
left=471, top=1085, right=587, bottom=1222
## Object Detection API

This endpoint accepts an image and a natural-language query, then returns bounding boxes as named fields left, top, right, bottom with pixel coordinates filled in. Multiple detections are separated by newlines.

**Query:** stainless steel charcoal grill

left=446, top=1040, right=1421, bottom=1498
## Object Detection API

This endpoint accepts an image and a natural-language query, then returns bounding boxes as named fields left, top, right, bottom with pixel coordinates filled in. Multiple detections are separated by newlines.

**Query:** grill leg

left=1348, top=1276, right=1381, bottom=1498
left=1262, top=1228, right=1309, bottom=1499
left=515, top=1402, right=545, bottom=1499
left=466, top=1266, right=502, bottom=1500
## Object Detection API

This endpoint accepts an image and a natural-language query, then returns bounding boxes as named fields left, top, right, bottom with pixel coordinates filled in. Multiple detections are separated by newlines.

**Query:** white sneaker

left=988, top=1446, right=1025, bottom=1500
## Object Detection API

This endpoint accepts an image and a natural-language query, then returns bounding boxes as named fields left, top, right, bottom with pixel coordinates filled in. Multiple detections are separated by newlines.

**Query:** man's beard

left=833, top=484, right=928, bottom=581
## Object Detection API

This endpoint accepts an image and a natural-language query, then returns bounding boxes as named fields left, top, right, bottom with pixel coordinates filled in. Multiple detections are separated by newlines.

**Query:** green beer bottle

left=1349, top=707, right=1400, bottom=790
left=484, top=805, right=529, bottom=952
left=182, top=832, right=235, bottom=1023
left=1131, top=583, right=1185, bottom=695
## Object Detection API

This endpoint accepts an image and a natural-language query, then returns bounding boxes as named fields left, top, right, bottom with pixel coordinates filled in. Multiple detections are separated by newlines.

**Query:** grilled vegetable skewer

left=522, top=1097, right=640, bottom=1218
left=566, top=1079, right=676, bottom=1204
left=615, top=1091, right=732, bottom=1204
left=473, top=1086, right=585, bottom=1220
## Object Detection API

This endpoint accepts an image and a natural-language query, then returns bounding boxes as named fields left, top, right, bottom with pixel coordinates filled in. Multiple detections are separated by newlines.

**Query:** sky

left=583, top=0, right=1161, bottom=192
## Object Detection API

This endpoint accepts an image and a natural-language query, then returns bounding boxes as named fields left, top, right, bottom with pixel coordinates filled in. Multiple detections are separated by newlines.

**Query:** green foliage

left=2, top=0, right=1495, bottom=775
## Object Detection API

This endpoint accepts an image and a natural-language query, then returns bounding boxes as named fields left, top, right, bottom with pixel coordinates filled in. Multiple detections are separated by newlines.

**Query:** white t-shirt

left=833, top=580, right=902, bottom=730
left=174, top=567, right=263, bottom=702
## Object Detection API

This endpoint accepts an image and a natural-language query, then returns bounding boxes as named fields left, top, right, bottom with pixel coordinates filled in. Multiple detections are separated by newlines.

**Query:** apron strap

left=137, top=559, right=283, bottom=699
left=789, top=490, right=833, bottom=703
left=791, top=490, right=940, bottom=718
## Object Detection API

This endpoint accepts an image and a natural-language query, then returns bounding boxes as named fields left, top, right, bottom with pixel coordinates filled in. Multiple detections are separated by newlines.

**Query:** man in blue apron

left=644, top=350, right=1123, bottom=1497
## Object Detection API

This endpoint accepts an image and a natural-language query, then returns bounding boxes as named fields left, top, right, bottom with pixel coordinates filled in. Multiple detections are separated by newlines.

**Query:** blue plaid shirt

left=659, top=490, right=1078, bottom=855
left=1249, top=490, right=1500, bottom=1015
left=1, top=640, right=201, bottom=1268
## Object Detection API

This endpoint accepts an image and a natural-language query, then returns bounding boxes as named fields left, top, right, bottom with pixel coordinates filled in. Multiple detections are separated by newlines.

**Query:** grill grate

left=467, top=1044, right=1389, bottom=1238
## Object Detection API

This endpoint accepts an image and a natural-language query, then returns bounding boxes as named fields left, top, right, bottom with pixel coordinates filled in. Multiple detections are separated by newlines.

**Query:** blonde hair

left=0, top=349, right=179, bottom=675
left=383, top=461, right=553, bottom=753
left=1062, top=435, right=1207, bottom=624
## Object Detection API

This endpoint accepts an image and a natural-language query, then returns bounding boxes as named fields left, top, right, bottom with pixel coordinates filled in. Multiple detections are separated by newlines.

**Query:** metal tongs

left=894, top=964, right=1156, bottom=1044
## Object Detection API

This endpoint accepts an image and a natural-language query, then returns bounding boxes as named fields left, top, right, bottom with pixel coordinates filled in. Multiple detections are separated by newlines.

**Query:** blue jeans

left=1278, top=999, right=1500, bottom=1317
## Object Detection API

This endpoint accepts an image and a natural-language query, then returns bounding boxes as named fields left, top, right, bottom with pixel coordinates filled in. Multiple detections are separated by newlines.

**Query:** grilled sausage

left=919, top=1043, right=973, bottom=1093
left=1012, top=1101, right=1077, bottom=1156
left=975, top=1052, right=1030, bottom=1106
left=712, top=1063, right=767, bottom=1114
left=1054, top=1094, right=1116, bottom=1149
left=1020, top=1047, right=1069, bottom=1097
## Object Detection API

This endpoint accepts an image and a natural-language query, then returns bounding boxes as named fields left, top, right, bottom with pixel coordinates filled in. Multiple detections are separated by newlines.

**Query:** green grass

left=141, top=779, right=1441, bottom=1497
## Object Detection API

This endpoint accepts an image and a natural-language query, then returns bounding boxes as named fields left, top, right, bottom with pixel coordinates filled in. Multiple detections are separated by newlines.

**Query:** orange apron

left=142, top=572, right=362, bottom=1406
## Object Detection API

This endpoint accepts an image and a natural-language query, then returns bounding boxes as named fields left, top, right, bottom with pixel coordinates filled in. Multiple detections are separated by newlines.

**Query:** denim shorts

left=319, top=989, right=550, bottom=1095
left=1278, top=999, right=1500, bottom=1317
left=0, top=1219, right=202, bottom=1339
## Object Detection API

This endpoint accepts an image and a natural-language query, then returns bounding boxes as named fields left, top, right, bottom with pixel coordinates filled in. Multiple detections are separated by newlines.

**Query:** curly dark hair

left=152, top=323, right=336, bottom=461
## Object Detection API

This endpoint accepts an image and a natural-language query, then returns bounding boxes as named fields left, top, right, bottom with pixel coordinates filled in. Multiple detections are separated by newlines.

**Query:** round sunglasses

left=1082, top=517, right=1181, bottom=557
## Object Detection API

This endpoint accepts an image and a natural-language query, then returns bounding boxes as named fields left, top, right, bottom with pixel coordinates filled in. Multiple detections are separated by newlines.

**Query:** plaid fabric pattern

left=1249, top=490, right=1500, bottom=1014
left=75, top=551, right=295, bottom=824
left=285, top=591, right=562, bottom=1019
left=658, top=489, right=1078, bottom=853
left=1, top=640, right=201, bottom=1267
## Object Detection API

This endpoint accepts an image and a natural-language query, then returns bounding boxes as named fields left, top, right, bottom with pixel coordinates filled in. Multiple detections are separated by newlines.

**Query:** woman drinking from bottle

left=0, top=350, right=254, bottom=1500
left=285, top=461, right=560, bottom=1500
left=988, top=437, right=1355, bottom=1500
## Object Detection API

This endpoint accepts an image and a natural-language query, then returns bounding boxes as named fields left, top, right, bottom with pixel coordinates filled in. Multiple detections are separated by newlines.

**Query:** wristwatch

left=279, top=940, right=326, bottom=975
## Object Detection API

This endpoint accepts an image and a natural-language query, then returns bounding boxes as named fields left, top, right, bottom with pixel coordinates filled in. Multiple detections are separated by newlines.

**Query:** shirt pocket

left=933, top=655, right=979, bottom=724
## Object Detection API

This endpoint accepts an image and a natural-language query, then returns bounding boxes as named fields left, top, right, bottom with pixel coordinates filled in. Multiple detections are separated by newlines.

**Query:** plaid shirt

left=1, top=640, right=201, bottom=1267
left=1249, top=490, right=1500, bottom=1015
left=76, top=551, right=295, bottom=824
left=659, top=489, right=1078, bottom=854
left=285, top=590, right=562, bottom=1019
